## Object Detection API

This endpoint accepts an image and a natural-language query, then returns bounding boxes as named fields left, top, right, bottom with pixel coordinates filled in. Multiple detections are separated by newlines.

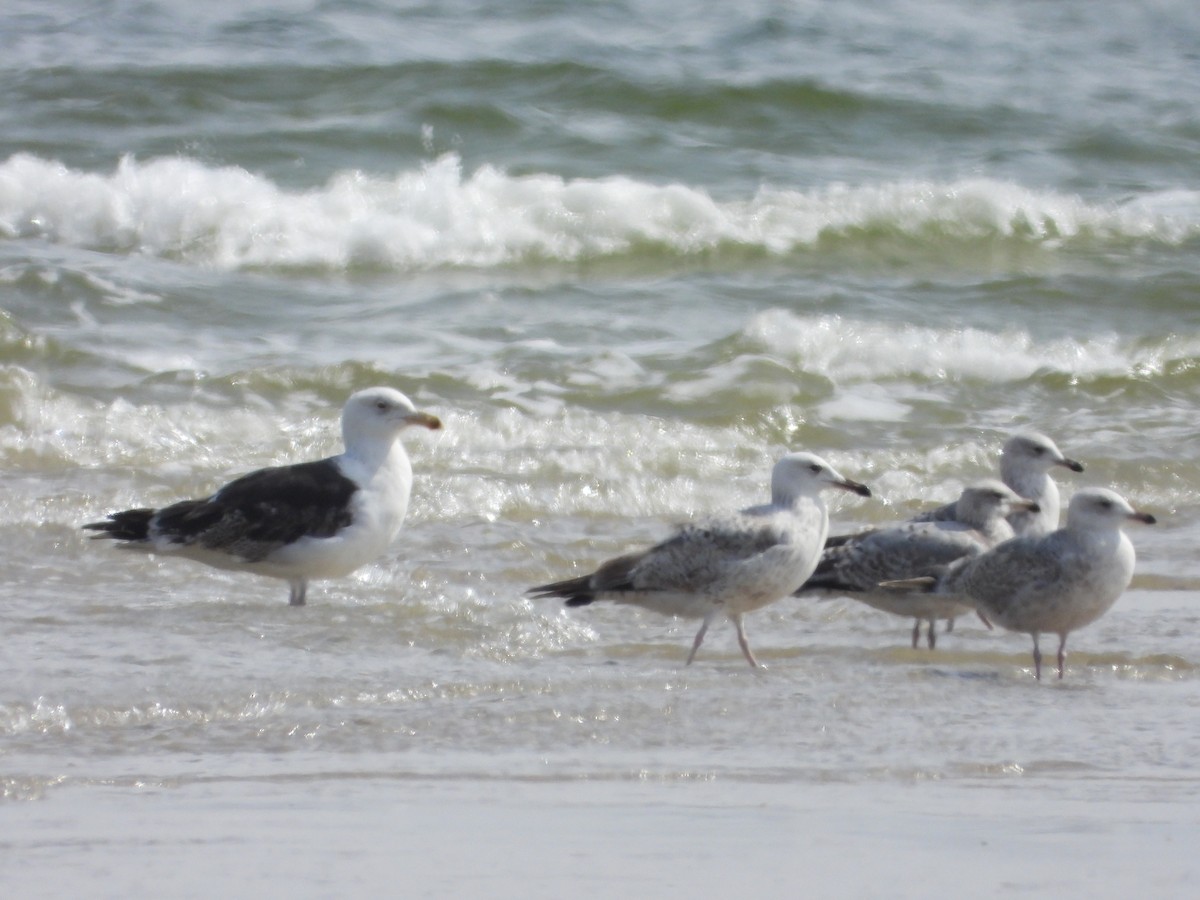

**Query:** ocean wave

left=0, top=153, right=1196, bottom=272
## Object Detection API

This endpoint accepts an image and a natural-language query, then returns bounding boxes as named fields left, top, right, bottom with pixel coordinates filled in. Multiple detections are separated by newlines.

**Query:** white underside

left=143, top=449, right=412, bottom=586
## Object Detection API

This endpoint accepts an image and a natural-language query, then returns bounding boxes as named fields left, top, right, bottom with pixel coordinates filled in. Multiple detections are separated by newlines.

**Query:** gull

left=84, top=387, right=441, bottom=606
left=913, top=432, right=1084, bottom=537
left=887, top=488, right=1155, bottom=679
left=798, top=480, right=1038, bottom=649
left=529, top=452, right=871, bottom=667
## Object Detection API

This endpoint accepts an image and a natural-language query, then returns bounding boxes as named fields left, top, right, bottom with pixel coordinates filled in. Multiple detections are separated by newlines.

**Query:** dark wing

left=83, top=508, right=155, bottom=541
left=150, top=458, right=358, bottom=561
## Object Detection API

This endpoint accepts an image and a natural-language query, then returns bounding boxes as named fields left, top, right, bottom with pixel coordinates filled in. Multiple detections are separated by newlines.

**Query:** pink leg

left=1031, top=632, right=1043, bottom=680
left=1057, top=634, right=1068, bottom=680
left=685, top=610, right=716, bottom=666
left=911, top=620, right=920, bottom=649
left=733, top=615, right=759, bottom=668
left=927, top=619, right=937, bottom=650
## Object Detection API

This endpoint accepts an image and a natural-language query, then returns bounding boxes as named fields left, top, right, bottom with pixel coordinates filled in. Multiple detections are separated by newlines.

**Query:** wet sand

left=5, top=774, right=1197, bottom=898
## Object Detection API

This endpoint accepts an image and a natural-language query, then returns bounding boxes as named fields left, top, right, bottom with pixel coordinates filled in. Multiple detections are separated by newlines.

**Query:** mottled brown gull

left=84, top=387, right=442, bottom=606
left=798, top=480, right=1038, bottom=649
left=529, top=452, right=871, bottom=667
left=886, top=487, right=1155, bottom=679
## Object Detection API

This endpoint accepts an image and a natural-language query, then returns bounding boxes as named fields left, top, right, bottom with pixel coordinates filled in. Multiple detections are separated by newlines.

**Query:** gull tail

left=528, top=553, right=642, bottom=608
left=82, top=508, right=156, bottom=542
left=527, top=575, right=596, bottom=607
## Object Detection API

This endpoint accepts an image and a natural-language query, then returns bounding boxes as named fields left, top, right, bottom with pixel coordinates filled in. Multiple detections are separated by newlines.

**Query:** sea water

left=2, top=1, right=1200, bottom=896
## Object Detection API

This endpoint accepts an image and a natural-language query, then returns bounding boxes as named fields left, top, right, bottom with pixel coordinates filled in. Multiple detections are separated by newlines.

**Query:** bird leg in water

left=685, top=608, right=718, bottom=666
left=733, top=614, right=759, bottom=668
left=288, top=579, right=308, bottom=607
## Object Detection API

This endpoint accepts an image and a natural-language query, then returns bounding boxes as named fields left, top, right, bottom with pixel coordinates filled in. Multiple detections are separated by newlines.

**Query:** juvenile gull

left=798, top=480, right=1037, bottom=649
left=84, top=387, right=441, bottom=606
left=912, top=432, right=1084, bottom=537
left=888, top=488, right=1155, bottom=679
left=529, top=452, right=871, bottom=667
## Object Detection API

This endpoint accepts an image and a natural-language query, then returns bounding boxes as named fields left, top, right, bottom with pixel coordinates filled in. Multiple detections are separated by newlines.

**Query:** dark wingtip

left=80, top=508, right=155, bottom=541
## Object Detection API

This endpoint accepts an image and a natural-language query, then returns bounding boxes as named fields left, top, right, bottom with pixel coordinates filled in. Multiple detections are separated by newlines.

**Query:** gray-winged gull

left=912, top=432, right=1084, bottom=537
left=529, top=451, right=871, bottom=667
left=887, top=487, right=1155, bottom=679
left=798, top=480, right=1038, bottom=648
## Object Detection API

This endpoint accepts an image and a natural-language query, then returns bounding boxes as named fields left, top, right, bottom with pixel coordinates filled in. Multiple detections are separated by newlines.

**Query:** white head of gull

left=828, top=431, right=1083, bottom=550
left=84, top=387, right=441, bottom=606
left=998, top=432, right=1085, bottom=536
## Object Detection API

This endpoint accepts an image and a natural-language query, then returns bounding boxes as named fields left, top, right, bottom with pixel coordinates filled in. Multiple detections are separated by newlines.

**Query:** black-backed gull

left=529, top=452, right=870, bottom=667
left=84, top=386, right=441, bottom=606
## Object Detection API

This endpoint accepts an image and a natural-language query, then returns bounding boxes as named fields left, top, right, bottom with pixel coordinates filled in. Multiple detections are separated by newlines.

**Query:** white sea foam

left=742, top=308, right=1178, bottom=381
left=0, top=153, right=1195, bottom=271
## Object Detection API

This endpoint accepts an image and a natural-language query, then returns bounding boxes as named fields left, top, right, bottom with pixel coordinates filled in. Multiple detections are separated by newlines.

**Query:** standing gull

left=913, top=432, right=1084, bottom=537
left=84, top=387, right=442, bottom=606
left=797, top=480, right=1038, bottom=649
left=529, top=452, right=871, bottom=667
left=889, top=488, right=1155, bottom=679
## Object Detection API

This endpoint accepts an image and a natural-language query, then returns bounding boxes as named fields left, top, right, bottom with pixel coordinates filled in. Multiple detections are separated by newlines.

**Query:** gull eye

left=375, top=400, right=390, bottom=411
left=809, top=463, right=823, bottom=474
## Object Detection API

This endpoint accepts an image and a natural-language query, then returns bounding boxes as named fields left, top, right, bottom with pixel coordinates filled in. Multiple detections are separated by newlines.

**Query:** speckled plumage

left=800, top=480, right=1036, bottom=648
left=935, top=487, right=1155, bottom=679
left=84, top=387, right=441, bottom=606
left=529, top=451, right=871, bottom=667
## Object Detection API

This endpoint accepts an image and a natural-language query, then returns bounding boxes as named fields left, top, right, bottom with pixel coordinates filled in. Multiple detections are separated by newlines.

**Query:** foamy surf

left=1, top=153, right=1196, bottom=271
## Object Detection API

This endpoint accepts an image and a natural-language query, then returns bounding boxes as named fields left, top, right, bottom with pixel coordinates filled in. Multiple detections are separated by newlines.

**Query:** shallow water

left=3, top=1, right=1200, bottom=894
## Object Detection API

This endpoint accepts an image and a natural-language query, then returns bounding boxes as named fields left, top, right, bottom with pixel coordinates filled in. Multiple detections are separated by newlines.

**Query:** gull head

left=342, top=386, right=442, bottom=447
left=771, top=451, right=871, bottom=506
left=955, top=479, right=1040, bottom=526
left=1002, top=432, right=1085, bottom=474
left=1065, top=487, right=1156, bottom=531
